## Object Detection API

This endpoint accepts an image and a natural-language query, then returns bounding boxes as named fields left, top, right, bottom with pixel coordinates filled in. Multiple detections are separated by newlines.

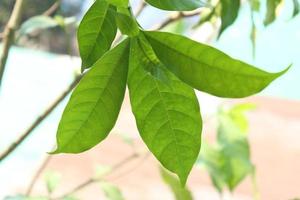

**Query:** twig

left=53, top=152, right=139, bottom=199
left=0, top=74, right=83, bottom=163
left=155, top=11, right=202, bottom=30
left=108, top=152, right=150, bottom=181
left=135, top=1, right=147, bottom=17
left=25, top=155, right=53, bottom=195
left=43, top=0, right=61, bottom=16
left=0, top=0, right=25, bottom=89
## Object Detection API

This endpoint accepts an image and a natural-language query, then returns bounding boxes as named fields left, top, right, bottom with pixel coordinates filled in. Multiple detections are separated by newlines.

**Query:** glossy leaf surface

left=128, top=37, right=202, bottom=185
left=144, top=31, right=288, bottom=98
left=53, top=39, right=130, bottom=153
left=78, top=0, right=117, bottom=70
left=145, top=0, right=204, bottom=11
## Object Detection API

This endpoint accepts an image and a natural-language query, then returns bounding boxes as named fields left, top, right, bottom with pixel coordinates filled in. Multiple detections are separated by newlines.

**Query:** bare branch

left=0, top=0, right=25, bottom=88
left=154, top=11, right=202, bottom=30
left=53, top=152, right=140, bottom=199
left=43, top=0, right=61, bottom=16
left=25, top=155, right=53, bottom=195
left=0, top=74, right=83, bottom=162
left=135, top=1, right=147, bottom=17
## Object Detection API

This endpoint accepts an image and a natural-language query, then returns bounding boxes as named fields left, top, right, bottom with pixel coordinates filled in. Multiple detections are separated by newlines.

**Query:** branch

left=0, top=74, right=83, bottom=163
left=53, top=152, right=140, bottom=199
left=25, top=155, right=53, bottom=195
left=154, top=11, right=202, bottom=30
left=135, top=1, right=147, bottom=17
left=43, top=0, right=61, bottom=16
left=0, top=0, right=25, bottom=89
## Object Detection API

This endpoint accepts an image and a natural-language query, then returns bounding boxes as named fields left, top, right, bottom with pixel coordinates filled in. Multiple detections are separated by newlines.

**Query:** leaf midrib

left=60, top=46, right=128, bottom=150
left=146, top=33, right=275, bottom=79
left=85, top=4, right=110, bottom=61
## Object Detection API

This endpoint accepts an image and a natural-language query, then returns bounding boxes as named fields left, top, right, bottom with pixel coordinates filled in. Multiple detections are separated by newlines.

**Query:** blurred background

left=0, top=0, right=300, bottom=199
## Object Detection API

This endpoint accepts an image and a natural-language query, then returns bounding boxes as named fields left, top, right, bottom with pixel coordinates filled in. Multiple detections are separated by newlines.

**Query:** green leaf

left=144, top=31, right=289, bottom=98
left=292, top=0, right=300, bottom=17
left=100, top=182, right=125, bottom=200
left=160, top=167, right=193, bottom=200
left=194, top=7, right=216, bottom=28
left=78, top=0, right=117, bottom=71
left=145, top=0, right=204, bottom=11
left=264, top=0, right=281, bottom=25
left=116, top=7, right=140, bottom=37
left=44, top=171, right=61, bottom=193
left=17, top=16, right=58, bottom=38
left=198, top=105, right=255, bottom=192
left=106, top=0, right=129, bottom=7
left=250, top=0, right=261, bottom=12
left=219, top=0, right=240, bottom=37
left=53, top=39, right=130, bottom=154
left=128, top=37, right=202, bottom=185
left=197, top=142, right=225, bottom=192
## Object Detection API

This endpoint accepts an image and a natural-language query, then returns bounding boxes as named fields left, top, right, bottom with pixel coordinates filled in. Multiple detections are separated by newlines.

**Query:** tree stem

left=0, top=74, right=83, bottom=163
left=0, top=0, right=25, bottom=89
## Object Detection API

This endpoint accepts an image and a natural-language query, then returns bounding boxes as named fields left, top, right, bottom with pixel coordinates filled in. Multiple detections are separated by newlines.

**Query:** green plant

left=198, top=104, right=258, bottom=196
left=52, top=0, right=289, bottom=186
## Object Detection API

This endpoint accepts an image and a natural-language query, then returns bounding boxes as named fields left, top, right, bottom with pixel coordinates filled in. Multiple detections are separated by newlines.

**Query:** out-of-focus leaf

left=250, top=15, right=257, bottom=58
left=18, top=16, right=58, bottom=38
left=128, top=37, right=202, bottom=185
left=94, top=165, right=111, bottom=178
left=264, top=0, right=282, bottom=25
left=44, top=171, right=62, bottom=193
left=219, top=0, right=240, bottom=37
left=251, top=0, right=261, bottom=12
left=292, top=0, right=300, bottom=17
left=53, top=16, right=76, bottom=27
left=63, top=197, right=80, bottom=200
left=193, top=7, right=216, bottom=28
left=198, top=104, right=255, bottom=192
left=4, top=196, right=47, bottom=200
left=78, top=0, right=117, bottom=70
left=53, top=39, right=129, bottom=154
left=145, top=0, right=205, bottom=11
left=197, top=142, right=225, bottom=192
left=100, top=182, right=125, bottom=200
left=144, top=31, right=289, bottom=98
left=160, top=167, right=193, bottom=200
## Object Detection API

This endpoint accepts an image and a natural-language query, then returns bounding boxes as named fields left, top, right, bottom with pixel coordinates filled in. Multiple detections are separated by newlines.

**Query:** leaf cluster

left=53, top=0, right=288, bottom=185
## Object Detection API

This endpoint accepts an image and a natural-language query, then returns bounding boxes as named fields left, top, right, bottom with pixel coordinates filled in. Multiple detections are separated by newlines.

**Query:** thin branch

left=135, top=1, right=147, bottom=17
left=53, top=152, right=140, bottom=199
left=154, top=11, right=202, bottom=30
left=0, top=0, right=25, bottom=89
left=26, top=155, right=53, bottom=195
left=0, top=74, right=83, bottom=163
left=43, top=0, right=61, bottom=16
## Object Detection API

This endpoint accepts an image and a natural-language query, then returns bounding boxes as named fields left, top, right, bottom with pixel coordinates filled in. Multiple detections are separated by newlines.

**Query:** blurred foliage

left=100, top=182, right=125, bottom=200
left=198, top=103, right=257, bottom=193
left=0, top=0, right=83, bottom=54
left=0, top=0, right=54, bottom=32
left=160, top=167, right=193, bottom=200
